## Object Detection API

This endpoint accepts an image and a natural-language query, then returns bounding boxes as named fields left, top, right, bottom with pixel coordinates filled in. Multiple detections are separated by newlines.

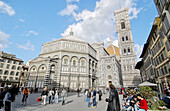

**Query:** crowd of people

left=0, top=83, right=151, bottom=111
left=0, top=85, right=20, bottom=109
left=40, top=87, right=66, bottom=106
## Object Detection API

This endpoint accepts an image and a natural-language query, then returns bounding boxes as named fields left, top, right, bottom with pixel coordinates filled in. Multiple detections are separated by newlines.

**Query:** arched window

left=10, top=71, right=14, bottom=75
left=81, top=60, right=85, bottom=66
left=12, top=65, right=16, bottom=69
left=16, top=72, right=19, bottom=76
left=128, top=48, right=130, bottom=53
left=121, top=22, right=125, bottom=29
left=4, top=70, right=9, bottom=75
left=64, top=59, right=68, bottom=65
left=17, top=66, right=21, bottom=70
left=73, top=60, right=76, bottom=66
left=124, top=49, right=126, bottom=53
left=122, top=37, right=124, bottom=41
left=126, top=36, right=128, bottom=41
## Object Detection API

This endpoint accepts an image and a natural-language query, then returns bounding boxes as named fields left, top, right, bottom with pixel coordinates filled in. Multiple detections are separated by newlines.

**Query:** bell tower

left=114, top=7, right=141, bottom=87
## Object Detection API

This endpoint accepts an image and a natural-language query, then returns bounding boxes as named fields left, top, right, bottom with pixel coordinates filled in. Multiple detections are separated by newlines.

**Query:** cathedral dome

left=106, top=45, right=120, bottom=56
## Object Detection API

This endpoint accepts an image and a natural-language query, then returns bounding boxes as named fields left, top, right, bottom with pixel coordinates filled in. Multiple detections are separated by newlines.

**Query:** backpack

left=6, top=93, right=12, bottom=101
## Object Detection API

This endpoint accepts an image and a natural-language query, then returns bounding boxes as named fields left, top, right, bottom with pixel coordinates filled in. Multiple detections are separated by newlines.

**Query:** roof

left=43, top=35, right=87, bottom=46
left=106, top=45, right=120, bottom=56
left=60, top=35, right=86, bottom=43
left=135, top=60, right=143, bottom=69
left=140, top=42, right=149, bottom=58
left=139, top=17, right=160, bottom=59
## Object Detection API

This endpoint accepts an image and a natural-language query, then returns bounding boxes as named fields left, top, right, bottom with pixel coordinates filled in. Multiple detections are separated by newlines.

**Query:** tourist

left=129, top=95, right=138, bottom=110
left=92, top=88, right=97, bottom=108
left=48, top=89, right=54, bottom=104
left=84, top=89, right=88, bottom=101
left=121, top=94, right=131, bottom=111
left=135, top=94, right=148, bottom=111
left=98, top=90, right=102, bottom=101
left=54, top=89, right=59, bottom=103
left=41, top=87, right=48, bottom=106
left=61, top=88, right=67, bottom=105
left=87, top=88, right=91, bottom=108
left=105, top=84, right=120, bottom=111
left=0, top=88, right=6, bottom=109
left=22, top=86, right=29, bottom=105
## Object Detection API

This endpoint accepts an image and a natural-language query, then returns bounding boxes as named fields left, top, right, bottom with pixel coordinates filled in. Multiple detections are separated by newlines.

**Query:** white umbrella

left=138, top=81, right=157, bottom=87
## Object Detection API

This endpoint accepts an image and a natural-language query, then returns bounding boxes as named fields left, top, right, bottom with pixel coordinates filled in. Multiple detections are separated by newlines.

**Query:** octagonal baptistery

left=27, top=33, right=98, bottom=91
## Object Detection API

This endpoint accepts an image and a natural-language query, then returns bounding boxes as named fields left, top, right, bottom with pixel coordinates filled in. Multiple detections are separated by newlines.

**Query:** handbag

left=37, top=97, right=42, bottom=102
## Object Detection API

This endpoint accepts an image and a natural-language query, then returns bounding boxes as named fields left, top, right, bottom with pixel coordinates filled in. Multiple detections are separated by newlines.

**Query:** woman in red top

left=134, top=94, right=148, bottom=111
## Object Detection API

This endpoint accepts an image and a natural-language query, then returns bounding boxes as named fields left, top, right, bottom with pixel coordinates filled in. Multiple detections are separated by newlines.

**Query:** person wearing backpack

left=22, top=87, right=29, bottom=105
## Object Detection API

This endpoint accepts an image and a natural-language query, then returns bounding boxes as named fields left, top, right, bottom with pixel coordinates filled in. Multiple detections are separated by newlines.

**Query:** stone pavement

left=11, top=92, right=123, bottom=111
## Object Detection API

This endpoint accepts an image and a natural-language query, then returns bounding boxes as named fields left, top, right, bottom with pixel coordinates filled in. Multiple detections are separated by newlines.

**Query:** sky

left=0, top=0, right=157, bottom=64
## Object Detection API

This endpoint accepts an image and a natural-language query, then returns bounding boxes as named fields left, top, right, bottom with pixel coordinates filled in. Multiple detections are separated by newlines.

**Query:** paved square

left=11, top=93, right=123, bottom=111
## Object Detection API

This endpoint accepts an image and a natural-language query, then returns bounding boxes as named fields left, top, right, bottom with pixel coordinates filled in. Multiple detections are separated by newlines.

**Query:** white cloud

left=0, top=30, right=11, bottom=50
left=18, top=19, right=25, bottom=22
left=60, top=0, right=141, bottom=45
left=59, top=4, right=78, bottom=16
left=25, top=30, right=38, bottom=36
left=17, top=41, right=35, bottom=51
left=66, top=0, right=79, bottom=3
left=134, top=44, right=143, bottom=61
left=0, top=1, right=15, bottom=16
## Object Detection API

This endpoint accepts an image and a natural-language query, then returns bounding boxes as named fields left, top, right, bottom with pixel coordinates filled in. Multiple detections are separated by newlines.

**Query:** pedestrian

left=22, top=86, right=29, bottom=105
left=3, top=88, right=12, bottom=111
left=105, top=84, right=120, bottom=111
left=54, top=89, right=59, bottom=103
left=11, top=85, right=16, bottom=102
left=92, top=88, right=97, bottom=108
left=30, top=88, right=33, bottom=94
left=48, top=89, right=54, bottom=104
left=87, top=88, right=91, bottom=108
left=61, top=88, right=67, bottom=105
left=41, top=87, right=48, bottom=106
left=52, top=88, right=56, bottom=102
left=84, top=89, right=88, bottom=101
left=77, top=88, right=80, bottom=97
left=121, top=94, right=131, bottom=111
left=98, top=90, right=102, bottom=101
left=135, top=94, right=148, bottom=111
left=0, top=88, right=6, bottom=109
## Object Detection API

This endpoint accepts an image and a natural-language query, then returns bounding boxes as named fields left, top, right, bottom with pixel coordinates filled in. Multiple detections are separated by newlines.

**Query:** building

left=153, top=0, right=170, bottom=93
left=0, top=51, right=23, bottom=87
left=27, top=29, right=124, bottom=91
left=136, top=17, right=170, bottom=94
left=136, top=18, right=160, bottom=83
left=114, top=7, right=141, bottom=87
left=136, top=0, right=170, bottom=94
left=27, top=31, right=98, bottom=91
left=91, top=42, right=123, bottom=90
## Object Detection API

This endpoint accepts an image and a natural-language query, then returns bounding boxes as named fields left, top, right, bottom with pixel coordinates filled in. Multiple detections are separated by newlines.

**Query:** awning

left=138, top=81, right=157, bottom=87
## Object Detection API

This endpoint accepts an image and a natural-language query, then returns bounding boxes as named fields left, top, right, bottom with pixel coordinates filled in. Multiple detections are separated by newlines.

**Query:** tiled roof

left=106, top=45, right=120, bottom=56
